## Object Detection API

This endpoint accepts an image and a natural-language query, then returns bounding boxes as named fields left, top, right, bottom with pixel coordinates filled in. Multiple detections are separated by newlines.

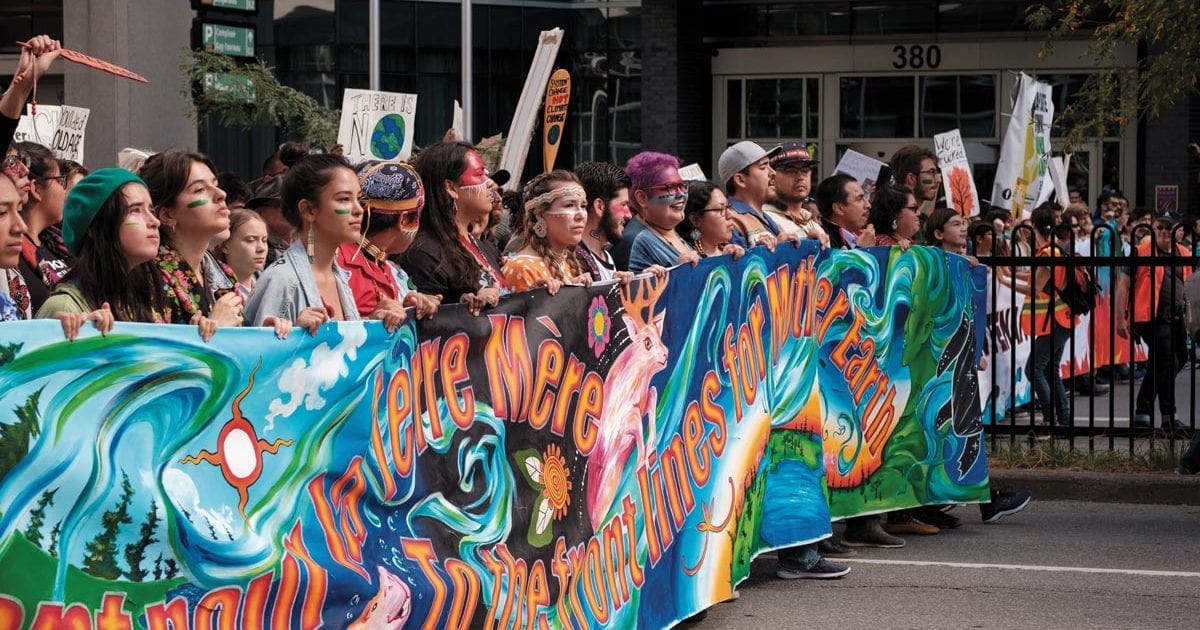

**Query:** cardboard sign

left=833, top=149, right=888, bottom=199
left=14, top=105, right=89, bottom=162
left=13, top=105, right=61, bottom=147
left=678, top=163, right=707, bottom=181
left=934, top=129, right=980, bottom=217
left=336, top=89, right=418, bottom=162
left=542, top=69, right=571, bottom=173
left=500, top=28, right=565, bottom=191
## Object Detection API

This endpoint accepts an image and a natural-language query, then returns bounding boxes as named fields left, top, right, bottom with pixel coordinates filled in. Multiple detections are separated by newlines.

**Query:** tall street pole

left=461, top=0, right=473, bottom=142
left=369, top=0, right=381, bottom=90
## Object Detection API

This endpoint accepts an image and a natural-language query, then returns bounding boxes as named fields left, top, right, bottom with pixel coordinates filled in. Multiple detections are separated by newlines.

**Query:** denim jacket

left=244, top=241, right=360, bottom=326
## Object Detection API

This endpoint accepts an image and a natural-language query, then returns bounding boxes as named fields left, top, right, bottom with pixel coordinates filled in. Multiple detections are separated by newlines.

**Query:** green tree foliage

left=182, top=49, right=340, bottom=147
left=124, top=499, right=159, bottom=582
left=82, top=472, right=134, bottom=580
left=0, top=387, right=43, bottom=481
left=23, top=487, right=57, bottom=548
left=0, top=342, right=21, bottom=367
left=1028, top=1, right=1200, bottom=147
left=49, top=521, right=60, bottom=557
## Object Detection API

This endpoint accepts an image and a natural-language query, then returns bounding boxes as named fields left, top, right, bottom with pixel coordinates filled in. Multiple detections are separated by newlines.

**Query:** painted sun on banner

left=0, top=244, right=987, bottom=629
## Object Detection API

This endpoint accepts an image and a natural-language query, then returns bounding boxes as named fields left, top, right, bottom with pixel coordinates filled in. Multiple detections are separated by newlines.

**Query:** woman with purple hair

left=614, top=151, right=699, bottom=273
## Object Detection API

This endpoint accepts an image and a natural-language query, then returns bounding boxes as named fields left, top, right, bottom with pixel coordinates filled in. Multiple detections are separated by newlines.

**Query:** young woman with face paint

left=14, top=142, right=73, bottom=311
left=502, top=170, right=594, bottom=294
left=215, top=210, right=270, bottom=294
left=34, top=169, right=222, bottom=341
left=244, top=154, right=375, bottom=336
left=398, top=141, right=508, bottom=315
left=677, top=181, right=745, bottom=260
left=140, top=150, right=242, bottom=333
left=336, top=161, right=441, bottom=321
left=621, top=151, right=700, bottom=274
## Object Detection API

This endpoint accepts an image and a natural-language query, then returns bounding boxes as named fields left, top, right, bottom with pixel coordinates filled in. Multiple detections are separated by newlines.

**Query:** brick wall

left=641, top=0, right=710, bottom=167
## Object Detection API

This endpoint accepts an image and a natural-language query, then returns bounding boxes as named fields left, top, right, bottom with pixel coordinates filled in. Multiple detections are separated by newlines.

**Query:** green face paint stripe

left=334, top=208, right=351, bottom=215
left=121, top=222, right=141, bottom=227
left=186, top=198, right=208, bottom=209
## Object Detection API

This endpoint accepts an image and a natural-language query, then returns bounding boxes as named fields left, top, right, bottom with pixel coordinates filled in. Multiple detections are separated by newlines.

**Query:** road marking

left=844, top=558, right=1200, bottom=578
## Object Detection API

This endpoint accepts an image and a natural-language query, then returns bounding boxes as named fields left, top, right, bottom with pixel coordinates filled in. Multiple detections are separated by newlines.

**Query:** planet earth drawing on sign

left=547, top=124, right=561, bottom=145
left=370, top=114, right=406, bottom=159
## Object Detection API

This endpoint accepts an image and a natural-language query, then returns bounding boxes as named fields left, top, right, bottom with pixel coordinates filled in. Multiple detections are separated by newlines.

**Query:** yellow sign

left=542, top=68, right=571, bottom=173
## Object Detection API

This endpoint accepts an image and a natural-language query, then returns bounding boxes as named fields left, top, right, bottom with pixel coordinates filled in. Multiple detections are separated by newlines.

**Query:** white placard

left=336, top=89, right=418, bottom=163
left=499, top=28, right=565, bottom=192
left=678, top=163, right=707, bottom=182
left=833, top=149, right=888, bottom=198
left=934, top=128, right=981, bottom=216
left=48, top=105, right=89, bottom=162
left=13, top=105, right=61, bottom=147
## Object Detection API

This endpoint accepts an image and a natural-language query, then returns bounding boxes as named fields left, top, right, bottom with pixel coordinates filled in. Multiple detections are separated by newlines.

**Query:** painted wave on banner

left=0, top=243, right=987, bottom=629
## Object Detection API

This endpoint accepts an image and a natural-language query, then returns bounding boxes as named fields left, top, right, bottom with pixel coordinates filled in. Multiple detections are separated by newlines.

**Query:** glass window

left=840, top=76, right=914, bottom=138
left=920, top=75, right=996, bottom=137
left=807, top=77, right=820, bottom=138
left=727, top=79, right=742, bottom=139
left=747, top=78, right=806, bottom=138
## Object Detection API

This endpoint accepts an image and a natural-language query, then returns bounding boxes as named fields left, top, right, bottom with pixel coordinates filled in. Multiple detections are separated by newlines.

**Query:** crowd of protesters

left=4, top=35, right=1199, bottom=620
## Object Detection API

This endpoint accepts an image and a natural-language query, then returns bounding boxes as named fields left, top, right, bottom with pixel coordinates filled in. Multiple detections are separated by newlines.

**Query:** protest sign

left=13, top=104, right=61, bottom=146
left=47, top=105, right=90, bottom=162
left=934, top=129, right=981, bottom=217
left=678, top=163, right=707, bottom=181
left=500, top=28, right=564, bottom=191
left=542, top=69, right=571, bottom=173
left=0, top=244, right=986, bottom=629
left=337, top=88, right=418, bottom=162
left=833, top=149, right=888, bottom=200
left=992, top=74, right=1038, bottom=216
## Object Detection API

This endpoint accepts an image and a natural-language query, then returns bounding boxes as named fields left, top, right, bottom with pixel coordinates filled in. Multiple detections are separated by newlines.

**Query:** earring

left=306, top=225, right=315, bottom=264
left=533, top=218, right=548, bottom=238
left=690, top=228, right=701, bottom=241
left=892, top=220, right=898, bottom=230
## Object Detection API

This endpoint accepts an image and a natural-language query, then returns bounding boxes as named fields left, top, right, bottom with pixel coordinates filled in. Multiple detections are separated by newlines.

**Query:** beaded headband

left=524, top=184, right=586, bottom=212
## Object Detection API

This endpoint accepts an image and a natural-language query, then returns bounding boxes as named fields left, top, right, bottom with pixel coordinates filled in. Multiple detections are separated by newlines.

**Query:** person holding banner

left=245, top=154, right=376, bottom=335
left=214, top=210, right=270, bottom=295
left=1, top=35, right=62, bottom=149
left=337, top=160, right=441, bottom=320
left=502, top=170, right=594, bottom=293
left=889, top=146, right=942, bottom=236
left=574, top=161, right=633, bottom=283
left=718, top=141, right=801, bottom=249
left=140, top=151, right=243, bottom=329
left=869, top=184, right=921, bottom=249
left=35, top=168, right=213, bottom=340
left=0, top=174, right=32, bottom=322
left=14, top=142, right=72, bottom=312
left=399, top=142, right=507, bottom=314
left=618, top=151, right=700, bottom=273
left=764, top=142, right=828, bottom=246
left=815, top=174, right=875, bottom=250
left=678, top=181, right=745, bottom=260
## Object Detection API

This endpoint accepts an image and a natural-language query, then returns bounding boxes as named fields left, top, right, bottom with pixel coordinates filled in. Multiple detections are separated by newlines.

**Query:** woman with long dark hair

left=869, top=184, right=921, bottom=248
left=140, top=150, right=242, bottom=328
left=34, top=169, right=218, bottom=340
left=14, top=142, right=72, bottom=312
left=244, top=154, right=390, bottom=334
left=398, top=142, right=507, bottom=314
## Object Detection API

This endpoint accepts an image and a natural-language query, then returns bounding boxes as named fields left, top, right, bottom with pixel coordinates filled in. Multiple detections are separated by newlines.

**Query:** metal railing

left=977, top=223, right=1198, bottom=453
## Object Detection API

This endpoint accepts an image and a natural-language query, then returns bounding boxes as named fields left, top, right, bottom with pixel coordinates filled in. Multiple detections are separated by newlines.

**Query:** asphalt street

left=694, top=500, right=1200, bottom=629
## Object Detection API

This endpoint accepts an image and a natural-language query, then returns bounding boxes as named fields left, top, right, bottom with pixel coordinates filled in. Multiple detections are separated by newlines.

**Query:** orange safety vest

left=1029, top=244, right=1074, bottom=336
left=1131, top=241, right=1192, bottom=323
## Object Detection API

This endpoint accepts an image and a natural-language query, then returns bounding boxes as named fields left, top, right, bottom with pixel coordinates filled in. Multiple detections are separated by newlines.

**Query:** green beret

left=62, top=168, right=146, bottom=256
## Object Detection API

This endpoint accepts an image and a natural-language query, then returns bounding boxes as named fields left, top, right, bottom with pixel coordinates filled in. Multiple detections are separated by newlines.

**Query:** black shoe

left=915, top=505, right=962, bottom=530
left=776, top=557, right=851, bottom=580
left=817, top=537, right=858, bottom=558
left=1133, top=414, right=1152, bottom=428
left=980, top=489, right=1031, bottom=523
left=1162, top=416, right=1189, bottom=434
left=1179, top=434, right=1200, bottom=475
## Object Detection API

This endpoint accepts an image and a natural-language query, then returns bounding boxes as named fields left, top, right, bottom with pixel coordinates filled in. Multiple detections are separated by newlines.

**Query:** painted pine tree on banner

left=82, top=472, right=134, bottom=580
left=124, top=499, right=159, bottom=582
left=0, top=387, right=43, bottom=481
left=23, top=487, right=57, bottom=548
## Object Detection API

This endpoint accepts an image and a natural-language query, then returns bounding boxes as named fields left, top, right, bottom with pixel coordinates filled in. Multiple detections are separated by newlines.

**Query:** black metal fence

left=977, top=223, right=1198, bottom=453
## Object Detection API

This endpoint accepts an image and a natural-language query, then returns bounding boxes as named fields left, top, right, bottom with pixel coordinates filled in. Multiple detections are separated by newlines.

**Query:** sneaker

left=980, top=489, right=1032, bottom=523
left=883, top=513, right=940, bottom=536
left=1132, top=414, right=1152, bottom=428
left=1161, top=415, right=1189, bottom=434
left=914, top=505, right=962, bottom=530
left=776, top=557, right=851, bottom=580
left=817, top=537, right=858, bottom=558
left=843, top=520, right=906, bottom=548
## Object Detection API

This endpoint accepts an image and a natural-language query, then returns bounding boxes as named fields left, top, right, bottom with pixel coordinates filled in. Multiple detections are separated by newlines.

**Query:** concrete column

left=64, top=0, right=197, bottom=170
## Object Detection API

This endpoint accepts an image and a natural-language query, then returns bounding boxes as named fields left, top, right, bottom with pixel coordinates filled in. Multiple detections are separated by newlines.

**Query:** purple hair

left=625, top=151, right=680, bottom=213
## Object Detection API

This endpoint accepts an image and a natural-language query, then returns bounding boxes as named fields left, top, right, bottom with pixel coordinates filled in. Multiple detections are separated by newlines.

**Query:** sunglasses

left=2, top=154, right=30, bottom=174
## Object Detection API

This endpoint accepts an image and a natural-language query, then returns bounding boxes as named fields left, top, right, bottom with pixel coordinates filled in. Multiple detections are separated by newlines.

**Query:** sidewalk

left=991, top=468, right=1200, bottom=506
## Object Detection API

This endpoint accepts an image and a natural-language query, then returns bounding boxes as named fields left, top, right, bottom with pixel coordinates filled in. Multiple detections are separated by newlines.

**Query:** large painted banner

left=0, top=244, right=987, bottom=629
